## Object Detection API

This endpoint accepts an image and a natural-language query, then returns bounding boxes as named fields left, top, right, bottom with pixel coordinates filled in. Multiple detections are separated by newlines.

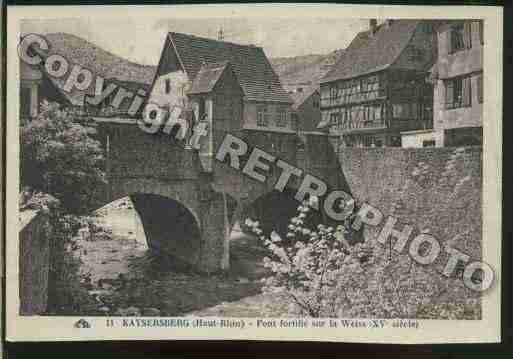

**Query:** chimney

left=369, top=19, right=377, bottom=34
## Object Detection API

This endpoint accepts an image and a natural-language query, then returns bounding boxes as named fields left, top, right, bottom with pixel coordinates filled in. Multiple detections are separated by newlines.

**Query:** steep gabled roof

left=159, top=32, right=292, bottom=103
left=321, top=20, right=421, bottom=83
left=188, top=61, right=231, bottom=95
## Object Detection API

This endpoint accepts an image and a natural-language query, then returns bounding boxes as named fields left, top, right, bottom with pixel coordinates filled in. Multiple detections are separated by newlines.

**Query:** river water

left=73, top=197, right=270, bottom=316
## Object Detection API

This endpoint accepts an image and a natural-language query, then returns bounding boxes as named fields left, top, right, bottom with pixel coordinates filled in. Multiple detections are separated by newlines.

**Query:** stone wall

left=337, top=146, right=482, bottom=260
left=19, top=209, right=51, bottom=315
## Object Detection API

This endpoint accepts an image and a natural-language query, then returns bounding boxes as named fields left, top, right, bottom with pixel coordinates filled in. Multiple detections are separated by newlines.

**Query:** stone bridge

left=94, top=118, right=350, bottom=273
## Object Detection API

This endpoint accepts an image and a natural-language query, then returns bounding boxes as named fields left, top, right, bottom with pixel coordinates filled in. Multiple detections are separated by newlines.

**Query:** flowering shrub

left=247, top=199, right=480, bottom=319
left=246, top=199, right=355, bottom=317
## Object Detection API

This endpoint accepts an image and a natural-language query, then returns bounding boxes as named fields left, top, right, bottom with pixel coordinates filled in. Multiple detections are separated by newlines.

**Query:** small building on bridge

left=148, top=32, right=294, bottom=136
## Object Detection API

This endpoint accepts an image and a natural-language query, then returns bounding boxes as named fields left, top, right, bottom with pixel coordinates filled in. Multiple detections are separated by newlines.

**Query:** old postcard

left=4, top=4, right=503, bottom=343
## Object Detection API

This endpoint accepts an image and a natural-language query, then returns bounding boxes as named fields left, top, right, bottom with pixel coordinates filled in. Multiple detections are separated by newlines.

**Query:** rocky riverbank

left=70, top=197, right=272, bottom=317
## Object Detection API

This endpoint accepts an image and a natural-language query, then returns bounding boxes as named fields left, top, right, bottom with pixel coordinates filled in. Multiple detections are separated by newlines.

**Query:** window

left=275, top=109, right=287, bottom=127
left=291, top=113, right=299, bottom=130
left=393, top=103, right=419, bottom=119
left=476, top=74, right=483, bottom=104
left=390, top=136, right=402, bottom=147
left=165, top=79, right=171, bottom=94
left=330, top=86, right=338, bottom=104
left=445, top=76, right=471, bottom=109
left=420, top=22, right=432, bottom=34
left=423, top=140, right=436, bottom=147
left=363, top=136, right=375, bottom=147
left=330, top=113, right=338, bottom=127
left=257, top=106, right=268, bottom=126
left=450, top=22, right=471, bottom=53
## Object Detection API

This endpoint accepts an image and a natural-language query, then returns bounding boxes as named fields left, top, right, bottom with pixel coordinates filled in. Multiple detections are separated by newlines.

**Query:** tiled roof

left=188, top=61, right=230, bottom=95
left=167, top=32, right=292, bottom=103
left=321, top=20, right=420, bottom=83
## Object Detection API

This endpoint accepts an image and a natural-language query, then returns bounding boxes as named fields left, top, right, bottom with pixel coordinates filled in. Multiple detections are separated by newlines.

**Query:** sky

left=20, top=17, right=370, bottom=65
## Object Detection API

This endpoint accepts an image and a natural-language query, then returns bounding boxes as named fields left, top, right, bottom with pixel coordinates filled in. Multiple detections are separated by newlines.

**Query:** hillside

left=41, top=32, right=343, bottom=90
left=44, top=33, right=156, bottom=85
left=269, top=49, right=345, bottom=88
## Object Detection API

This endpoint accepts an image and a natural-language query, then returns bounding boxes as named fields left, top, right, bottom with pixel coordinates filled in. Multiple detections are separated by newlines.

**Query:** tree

left=21, top=101, right=106, bottom=213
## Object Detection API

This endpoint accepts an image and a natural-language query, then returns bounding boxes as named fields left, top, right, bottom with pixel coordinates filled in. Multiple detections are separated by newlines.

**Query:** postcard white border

left=5, top=3, right=503, bottom=343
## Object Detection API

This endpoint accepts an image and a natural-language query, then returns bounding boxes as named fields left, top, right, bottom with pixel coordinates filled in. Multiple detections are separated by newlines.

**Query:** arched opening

left=241, top=188, right=323, bottom=238
left=88, top=193, right=201, bottom=277
left=129, top=193, right=201, bottom=270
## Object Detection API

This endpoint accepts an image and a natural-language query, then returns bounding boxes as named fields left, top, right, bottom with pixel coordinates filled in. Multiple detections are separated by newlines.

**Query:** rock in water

left=141, top=307, right=161, bottom=316
left=98, top=306, right=110, bottom=314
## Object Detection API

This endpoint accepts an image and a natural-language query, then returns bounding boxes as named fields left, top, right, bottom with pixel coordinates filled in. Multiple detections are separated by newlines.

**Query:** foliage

left=44, top=201, right=98, bottom=315
left=247, top=199, right=480, bottom=319
left=21, top=101, right=106, bottom=214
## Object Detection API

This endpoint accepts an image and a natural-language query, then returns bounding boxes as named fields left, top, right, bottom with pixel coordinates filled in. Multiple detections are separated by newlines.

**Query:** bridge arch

left=105, top=177, right=202, bottom=228
left=239, top=187, right=324, bottom=238
left=94, top=189, right=203, bottom=270
left=130, top=193, right=202, bottom=269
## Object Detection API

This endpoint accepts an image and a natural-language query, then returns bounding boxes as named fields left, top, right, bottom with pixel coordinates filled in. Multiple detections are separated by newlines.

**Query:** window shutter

left=446, top=81, right=454, bottom=108
left=462, top=76, right=472, bottom=107
left=464, top=22, right=472, bottom=49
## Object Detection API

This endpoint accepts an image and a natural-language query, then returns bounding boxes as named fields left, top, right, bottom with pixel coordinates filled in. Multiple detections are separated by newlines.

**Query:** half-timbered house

left=319, top=19, right=437, bottom=147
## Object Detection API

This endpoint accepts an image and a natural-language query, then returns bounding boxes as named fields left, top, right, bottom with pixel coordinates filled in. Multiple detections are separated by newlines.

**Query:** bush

left=247, top=199, right=480, bottom=319
left=45, top=202, right=99, bottom=315
left=246, top=200, right=354, bottom=317
left=21, top=101, right=106, bottom=214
